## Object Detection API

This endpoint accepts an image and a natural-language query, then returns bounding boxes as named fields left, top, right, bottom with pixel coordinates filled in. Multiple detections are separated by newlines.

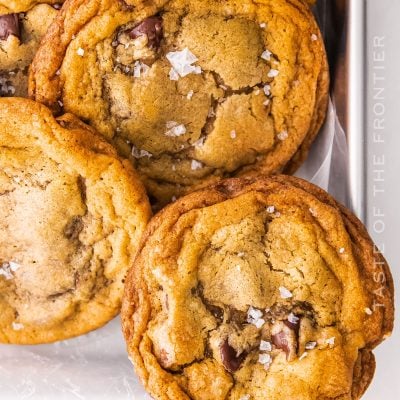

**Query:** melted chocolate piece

left=272, top=331, right=291, bottom=355
left=228, top=307, right=247, bottom=325
left=272, top=322, right=298, bottom=361
left=128, top=16, right=163, bottom=49
left=0, top=14, right=20, bottom=41
left=220, top=339, right=246, bottom=373
left=207, top=304, right=224, bottom=320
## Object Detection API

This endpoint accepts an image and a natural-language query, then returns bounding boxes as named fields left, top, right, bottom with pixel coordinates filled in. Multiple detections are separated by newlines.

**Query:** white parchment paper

left=0, top=99, right=348, bottom=400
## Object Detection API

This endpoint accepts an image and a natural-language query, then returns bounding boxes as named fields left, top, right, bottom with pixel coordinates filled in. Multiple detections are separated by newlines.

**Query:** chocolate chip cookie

left=121, top=176, right=394, bottom=400
left=0, top=98, right=151, bottom=344
left=29, top=0, right=329, bottom=207
left=0, top=1, right=63, bottom=97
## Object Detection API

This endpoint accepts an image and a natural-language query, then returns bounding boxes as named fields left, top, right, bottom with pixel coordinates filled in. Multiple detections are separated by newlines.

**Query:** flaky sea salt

left=131, top=145, right=152, bottom=159
left=263, top=84, right=271, bottom=96
left=268, top=69, right=279, bottom=78
left=288, top=313, right=300, bottom=324
left=240, top=395, right=251, bottom=400
left=12, top=322, right=24, bottom=331
left=277, top=130, right=288, bottom=141
left=311, top=33, right=318, bottom=41
left=237, top=252, right=245, bottom=257
left=169, top=68, right=179, bottom=81
left=8, top=262, right=20, bottom=272
left=254, top=318, right=265, bottom=329
left=260, top=22, right=267, bottom=28
left=279, top=286, right=293, bottom=299
left=299, top=352, right=308, bottom=361
left=165, top=121, right=187, bottom=137
left=339, top=247, right=345, bottom=254
left=247, top=306, right=263, bottom=320
left=230, top=130, right=237, bottom=139
left=0, top=262, right=19, bottom=280
left=267, top=205, right=275, bottom=213
left=365, top=307, right=373, bottom=315
left=133, top=61, right=150, bottom=78
left=77, top=47, right=85, bottom=56
left=258, top=353, right=272, bottom=365
left=166, top=48, right=202, bottom=79
left=305, top=341, right=317, bottom=350
left=261, top=49, right=272, bottom=61
left=191, top=160, right=203, bottom=170
left=247, top=306, right=265, bottom=328
left=326, top=337, right=335, bottom=347
left=260, top=340, right=272, bottom=352
left=0, top=267, right=13, bottom=280
left=263, top=99, right=270, bottom=106
left=192, top=137, right=206, bottom=148
left=186, top=90, right=194, bottom=100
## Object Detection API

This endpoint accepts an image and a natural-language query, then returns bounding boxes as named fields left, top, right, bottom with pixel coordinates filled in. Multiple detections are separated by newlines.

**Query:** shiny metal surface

left=317, top=1, right=399, bottom=398
left=347, top=0, right=367, bottom=221
left=315, top=0, right=366, bottom=221
left=364, top=0, right=400, bottom=398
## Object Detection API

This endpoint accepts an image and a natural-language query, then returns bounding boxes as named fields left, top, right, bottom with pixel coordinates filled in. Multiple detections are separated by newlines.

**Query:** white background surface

left=0, top=1, right=399, bottom=399
left=364, top=1, right=400, bottom=398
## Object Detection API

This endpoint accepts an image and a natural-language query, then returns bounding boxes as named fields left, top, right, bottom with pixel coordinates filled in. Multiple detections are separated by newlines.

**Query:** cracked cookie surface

left=0, top=1, right=63, bottom=97
left=0, top=98, right=151, bottom=344
left=29, top=0, right=329, bottom=208
left=122, top=176, right=394, bottom=400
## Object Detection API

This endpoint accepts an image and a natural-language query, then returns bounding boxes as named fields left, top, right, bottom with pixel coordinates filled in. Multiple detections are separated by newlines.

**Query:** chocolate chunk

left=0, top=14, right=20, bottom=41
left=128, top=16, right=163, bottom=49
left=228, top=307, right=247, bottom=325
left=272, top=321, right=298, bottom=361
left=272, top=331, right=291, bottom=355
left=207, top=303, right=224, bottom=320
left=220, top=339, right=246, bottom=373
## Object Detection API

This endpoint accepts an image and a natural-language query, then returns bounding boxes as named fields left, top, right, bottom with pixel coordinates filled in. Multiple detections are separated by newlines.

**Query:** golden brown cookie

left=122, top=176, right=394, bottom=400
left=0, top=1, right=62, bottom=13
left=29, top=0, right=329, bottom=207
left=0, top=98, right=151, bottom=344
left=0, top=1, right=63, bottom=97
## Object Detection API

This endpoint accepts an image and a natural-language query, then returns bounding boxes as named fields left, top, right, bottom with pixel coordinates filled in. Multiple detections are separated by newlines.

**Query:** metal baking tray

left=315, top=1, right=399, bottom=398
left=0, top=1, right=398, bottom=399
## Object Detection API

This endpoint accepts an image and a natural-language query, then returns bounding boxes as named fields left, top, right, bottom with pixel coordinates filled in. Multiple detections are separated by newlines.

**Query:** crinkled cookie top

left=0, top=98, right=151, bottom=344
left=122, top=176, right=394, bottom=400
left=30, top=0, right=329, bottom=207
